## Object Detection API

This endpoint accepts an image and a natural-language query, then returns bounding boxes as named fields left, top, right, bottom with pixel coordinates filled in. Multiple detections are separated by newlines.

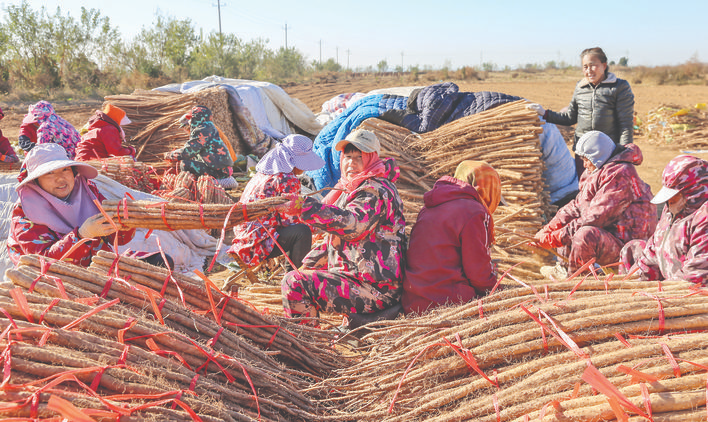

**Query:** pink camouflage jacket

left=632, top=155, right=708, bottom=284
left=299, top=158, right=406, bottom=293
left=550, top=143, right=657, bottom=246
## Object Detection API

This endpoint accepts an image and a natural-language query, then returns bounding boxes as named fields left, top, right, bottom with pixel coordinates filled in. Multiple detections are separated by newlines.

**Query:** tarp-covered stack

left=105, top=87, right=269, bottom=161
left=314, top=273, right=708, bottom=421
left=360, top=100, right=554, bottom=278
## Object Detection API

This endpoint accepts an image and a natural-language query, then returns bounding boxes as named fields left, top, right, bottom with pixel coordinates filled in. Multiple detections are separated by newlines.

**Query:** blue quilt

left=308, top=94, right=407, bottom=189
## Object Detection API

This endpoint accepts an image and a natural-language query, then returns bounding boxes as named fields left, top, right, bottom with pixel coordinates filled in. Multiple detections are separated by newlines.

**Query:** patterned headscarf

left=24, top=101, right=81, bottom=159
left=660, top=155, right=708, bottom=217
left=322, top=150, right=387, bottom=205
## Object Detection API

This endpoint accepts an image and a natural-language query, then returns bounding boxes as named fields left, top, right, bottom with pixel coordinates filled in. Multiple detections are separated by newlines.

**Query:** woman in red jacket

left=402, top=160, right=502, bottom=316
left=75, top=103, right=136, bottom=161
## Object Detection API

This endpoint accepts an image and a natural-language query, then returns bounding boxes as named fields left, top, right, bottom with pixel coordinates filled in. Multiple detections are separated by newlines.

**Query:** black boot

left=347, top=304, right=403, bottom=330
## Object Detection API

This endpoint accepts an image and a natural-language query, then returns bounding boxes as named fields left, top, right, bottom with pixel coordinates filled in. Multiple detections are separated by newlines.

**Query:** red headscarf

left=322, top=151, right=386, bottom=205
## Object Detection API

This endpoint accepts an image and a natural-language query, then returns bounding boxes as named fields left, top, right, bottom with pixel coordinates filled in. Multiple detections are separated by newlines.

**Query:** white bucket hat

left=335, top=129, right=381, bottom=154
left=17, top=143, right=98, bottom=189
left=256, top=134, right=325, bottom=175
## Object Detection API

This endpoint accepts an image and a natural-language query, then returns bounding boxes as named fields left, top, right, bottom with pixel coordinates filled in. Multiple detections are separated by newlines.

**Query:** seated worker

left=620, top=155, right=708, bottom=284
left=279, top=129, right=406, bottom=323
left=534, top=131, right=657, bottom=278
left=7, top=143, right=136, bottom=267
left=164, top=105, right=237, bottom=189
left=18, top=101, right=81, bottom=159
left=75, top=103, right=136, bottom=161
left=229, top=134, right=324, bottom=269
left=0, top=107, right=19, bottom=163
left=402, top=161, right=502, bottom=315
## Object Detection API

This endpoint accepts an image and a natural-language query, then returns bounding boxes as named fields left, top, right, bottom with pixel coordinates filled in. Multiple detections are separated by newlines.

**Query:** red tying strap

left=478, top=299, right=485, bottom=320
left=660, top=343, right=681, bottom=378
left=539, top=309, right=548, bottom=353
left=617, top=365, right=659, bottom=383
left=388, top=341, right=446, bottom=413
left=562, top=258, right=596, bottom=282
left=493, top=393, right=500, bottom=422
left=9, top=288, right=34, bottom=323
left=118, top=318, right=138, bottom=343
left=92, top=198, right=118, bottom=232
left=159, top=203, right=174, bottom=231
left=256, top=216, right=300, bottom=276
left=519, top=305, right=588, bottom=359
left=444, top=334, right=498, bottom=388
left=38, top=298, right=60, bottom=325
left=208, top=327, right=224, bottom=348
left=0, top=341, right=14, bottom=387
left=241, top=203, right=248, bottom=222
left=489, top=261, right=524, bottom=295
left=633, top=291, right=665, bottom=333
left=207, top=202, right=242, bottom=272
left=639, top=383, right=652, bottom=420
left=582, top=363, right=648, bottom=419
left=198, top=204, right=207, bottom=228
left=145, top=338, right=192, bottom=370
left=134, top=286, right=165, bottom=325
left=47, top=395, right=95, bottom=422
left=193, top=270, right=223, bottom=324
left=614, top=333, right=632, bottom=348
left=38, top=327, right=52, bottom=346
left=62, top=298, right=120, bottom=330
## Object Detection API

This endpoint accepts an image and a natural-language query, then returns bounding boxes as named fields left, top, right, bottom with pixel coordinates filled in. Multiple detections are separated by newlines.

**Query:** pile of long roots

left=312, top=268, right=708, bottom=421
left=360, top=100, right=554, bottom=277
left=1, top=253, right=351, bottom=421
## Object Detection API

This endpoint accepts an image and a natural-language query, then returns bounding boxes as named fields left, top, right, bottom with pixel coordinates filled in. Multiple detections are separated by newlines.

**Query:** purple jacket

left=550, top=143, right=656, bottom=246
left=402, top=176, right=496, bottom=315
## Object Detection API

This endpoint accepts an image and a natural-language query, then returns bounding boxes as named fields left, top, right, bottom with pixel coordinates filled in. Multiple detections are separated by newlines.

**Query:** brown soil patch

left=2, top=76, right=708, bottom=194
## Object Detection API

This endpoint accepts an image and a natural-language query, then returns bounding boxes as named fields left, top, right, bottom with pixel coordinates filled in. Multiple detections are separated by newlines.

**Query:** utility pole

left=336, top=47, right=339, bottom=66
left=401, top=51, right=404, bottom=72
left=346, top=49, right=350, bottom=69
left=284, top=23, right=288, bottom=49
left=319, top=40, right=322, bottom=66
left=214, top=0, right=223, bottom=36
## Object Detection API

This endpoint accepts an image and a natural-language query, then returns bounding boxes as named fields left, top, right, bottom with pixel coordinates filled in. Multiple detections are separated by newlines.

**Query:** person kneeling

left=279, top=129, right=406, bottom=324
left=402, top=161, right=502, bottom=316
left=534, top=131, right=657, bottom=277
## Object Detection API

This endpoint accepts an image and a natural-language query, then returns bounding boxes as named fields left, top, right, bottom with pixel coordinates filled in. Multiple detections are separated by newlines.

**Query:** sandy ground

left=2, top=74, right=708, bottom=193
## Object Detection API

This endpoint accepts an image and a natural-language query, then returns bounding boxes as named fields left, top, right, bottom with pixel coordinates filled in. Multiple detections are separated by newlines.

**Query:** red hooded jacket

left=402, top=176, right=497, bottom=315
left=75, top=111, right=135, bottom=161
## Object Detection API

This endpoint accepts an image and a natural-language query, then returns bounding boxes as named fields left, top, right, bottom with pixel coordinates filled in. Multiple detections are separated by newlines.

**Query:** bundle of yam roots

left=312, top=268, right=708, bottom=421
left=1, top=252, right=350, bottom=421
left=85, top=156, right=168, bottom=193
left=360, top=100, right=555, bottom=278
left=104, top=86, right=273, bottom=161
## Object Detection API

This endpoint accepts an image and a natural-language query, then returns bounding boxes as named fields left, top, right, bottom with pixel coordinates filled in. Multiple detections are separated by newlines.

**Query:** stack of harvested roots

left=85, top=156, right=165, bottom=193
left=2, top=253, right=349, bottom=421
left=0, top=161, right=21, bottom=173
left=313, top=273, right=708, bottom=421
left=360, top=100, right=553, bottom=277
left=151, top=171, right=234, bottom=205
left=102, top=196, right=288, bottom=231
left=640, top=103, right=708, bottom=148
left=104, top=87, right=273, bottom=161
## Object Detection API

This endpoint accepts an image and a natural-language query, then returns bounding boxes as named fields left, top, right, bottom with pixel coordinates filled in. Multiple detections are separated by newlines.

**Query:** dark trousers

left=266, top=223, right=312, bottom=269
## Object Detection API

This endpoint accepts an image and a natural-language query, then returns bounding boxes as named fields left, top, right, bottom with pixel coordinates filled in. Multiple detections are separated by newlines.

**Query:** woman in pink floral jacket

left=279, top=129, right=406, bottom=320
left=620, top=155, right=708, bottom=284
left=535, top=131, right=656, bottom=275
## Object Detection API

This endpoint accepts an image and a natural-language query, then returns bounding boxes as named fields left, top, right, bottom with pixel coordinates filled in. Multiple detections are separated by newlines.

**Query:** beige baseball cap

left=334, top=129, right=381, bottom=154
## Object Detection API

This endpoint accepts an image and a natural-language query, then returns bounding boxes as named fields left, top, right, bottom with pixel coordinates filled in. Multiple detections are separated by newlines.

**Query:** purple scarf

left=17, top=175, right=100, bottom=234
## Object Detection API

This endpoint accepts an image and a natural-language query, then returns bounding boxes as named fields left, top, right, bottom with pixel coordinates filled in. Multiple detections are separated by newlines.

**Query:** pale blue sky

left=3, top=0, right=707, bottom=70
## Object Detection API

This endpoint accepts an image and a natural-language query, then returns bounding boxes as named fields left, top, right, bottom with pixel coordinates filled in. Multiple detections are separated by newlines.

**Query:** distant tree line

left=0, top=1, right=317, bottom=97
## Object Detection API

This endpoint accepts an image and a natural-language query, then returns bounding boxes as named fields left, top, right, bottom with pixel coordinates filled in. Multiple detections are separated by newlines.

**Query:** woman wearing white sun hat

left=7, top=143, right=136, bottom=267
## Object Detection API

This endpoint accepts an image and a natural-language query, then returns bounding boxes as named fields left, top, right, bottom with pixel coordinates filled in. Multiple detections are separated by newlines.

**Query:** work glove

left=78, top=214, right=118, bottom=239
left=526, top=103, right=546, bottom=116
left=274, top=194, right=305, bottom=217
left=535, top=229, right=564, bottom=249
